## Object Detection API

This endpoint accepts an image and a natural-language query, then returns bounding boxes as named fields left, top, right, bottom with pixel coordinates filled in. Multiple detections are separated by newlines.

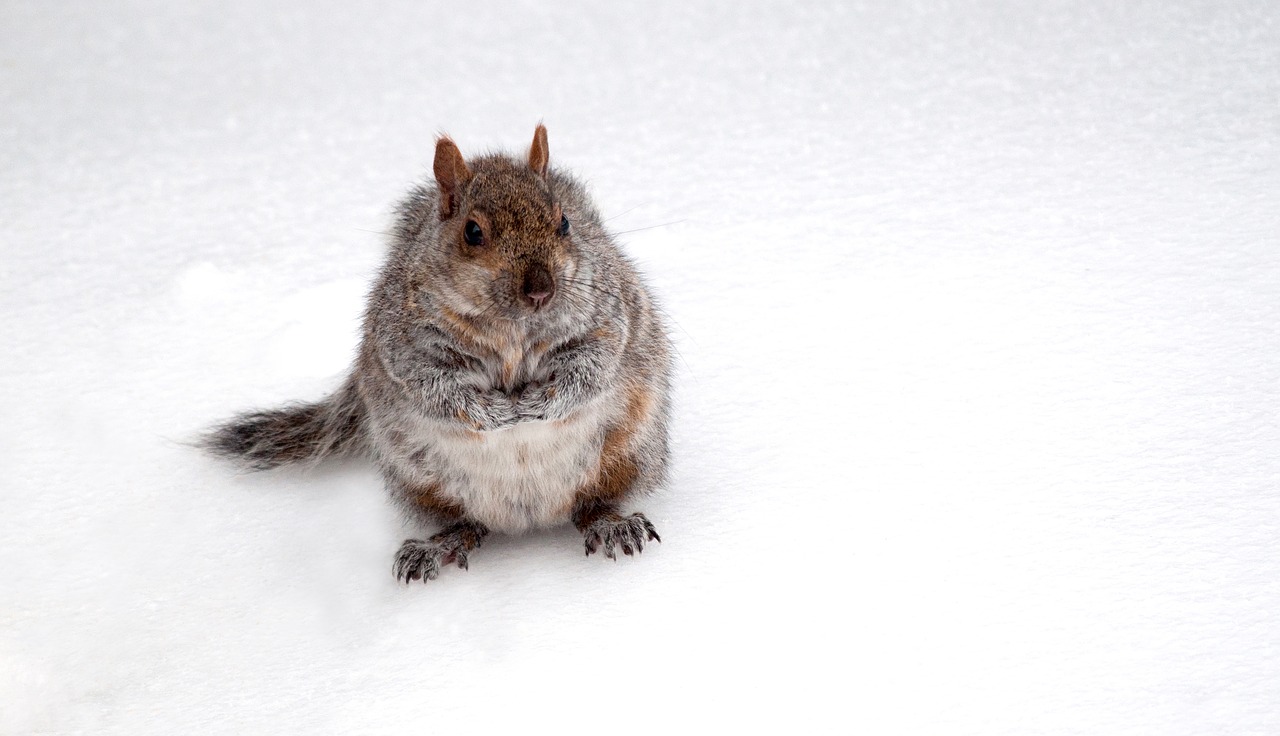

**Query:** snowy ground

left=3, top=0, right=1278, bottom=733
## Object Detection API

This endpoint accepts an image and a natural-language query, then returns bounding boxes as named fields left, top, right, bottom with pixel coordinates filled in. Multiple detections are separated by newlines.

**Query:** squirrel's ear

left=433, top=136, right=472, bottom=220
left=528, top=124, right=549, bottom=179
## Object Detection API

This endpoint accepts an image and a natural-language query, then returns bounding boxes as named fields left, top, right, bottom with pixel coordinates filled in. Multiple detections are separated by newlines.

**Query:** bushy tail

left=204, top=378, right=365, bottom=470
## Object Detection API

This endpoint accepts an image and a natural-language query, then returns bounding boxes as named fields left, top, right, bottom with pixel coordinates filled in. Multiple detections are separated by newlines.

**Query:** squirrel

left=205, top=125, right=673, bottom=583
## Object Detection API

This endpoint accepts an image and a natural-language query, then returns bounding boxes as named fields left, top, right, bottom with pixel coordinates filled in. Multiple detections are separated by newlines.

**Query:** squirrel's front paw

left=393, top=539, right=470, bottom=582
left=582, top=513, right=661, bottom=560
left=515, top=380, right=560, bottom=422
left=469, top=391, right=519, bottom=431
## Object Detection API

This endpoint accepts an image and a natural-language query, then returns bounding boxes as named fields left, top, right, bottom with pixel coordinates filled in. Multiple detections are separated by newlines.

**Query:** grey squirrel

left=205, top=125, right=673, bottom=582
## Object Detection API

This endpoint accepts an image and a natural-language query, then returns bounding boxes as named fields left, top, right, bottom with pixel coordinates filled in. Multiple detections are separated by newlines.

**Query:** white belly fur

left=387, top=398, right=612, bottom=534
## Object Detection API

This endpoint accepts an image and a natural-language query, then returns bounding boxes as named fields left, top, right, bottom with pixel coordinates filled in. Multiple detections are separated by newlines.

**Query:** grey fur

left=206, top=127, right=673, bottom=581
left=204, top=377, right=364, bottom=469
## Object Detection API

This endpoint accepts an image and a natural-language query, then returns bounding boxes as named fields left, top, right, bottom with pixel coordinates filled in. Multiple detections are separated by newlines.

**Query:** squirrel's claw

left=393, top=522, right=487, bottom=583
left=582, top=512, right=660, bottom=561
left=393, top=539, right=454, bottom=583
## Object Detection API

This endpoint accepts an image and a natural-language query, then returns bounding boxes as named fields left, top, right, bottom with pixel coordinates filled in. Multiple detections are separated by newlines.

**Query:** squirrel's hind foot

left=582, top=512, right=660, bottom=560
left=393, top=522, right=488, bottom=583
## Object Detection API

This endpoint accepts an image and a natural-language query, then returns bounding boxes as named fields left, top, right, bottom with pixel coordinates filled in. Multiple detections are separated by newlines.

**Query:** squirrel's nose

left=522, top=265, right=555, bottom=309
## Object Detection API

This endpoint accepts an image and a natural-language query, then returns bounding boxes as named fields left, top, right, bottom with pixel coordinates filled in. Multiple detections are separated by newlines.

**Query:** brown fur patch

left=582, top=385, right=655, bottom=505
left=432, top=522, right=487, bottom=551
left=437, top=303, right=513, bottom=355
left=437, top=304, right=483, bottom=345
left=408, top=482, right=466, bottom=522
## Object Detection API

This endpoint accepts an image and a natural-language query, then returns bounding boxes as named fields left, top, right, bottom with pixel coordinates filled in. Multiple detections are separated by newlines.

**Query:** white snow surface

left=3, top=1, right=1279, bottom=733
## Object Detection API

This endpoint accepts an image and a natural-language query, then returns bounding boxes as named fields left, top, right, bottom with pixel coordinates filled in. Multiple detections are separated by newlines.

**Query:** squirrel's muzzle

left=521, top=263, right=555, bottom=310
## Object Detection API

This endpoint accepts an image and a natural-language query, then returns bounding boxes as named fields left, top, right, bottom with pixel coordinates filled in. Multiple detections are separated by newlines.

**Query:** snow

left=3, top=0, right=1278, bottom=732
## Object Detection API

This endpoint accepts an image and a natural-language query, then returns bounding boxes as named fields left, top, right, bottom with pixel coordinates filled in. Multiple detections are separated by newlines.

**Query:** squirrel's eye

left=557, top=214, right=570, bottom=237
left=463, top=220, right=485, bottom=246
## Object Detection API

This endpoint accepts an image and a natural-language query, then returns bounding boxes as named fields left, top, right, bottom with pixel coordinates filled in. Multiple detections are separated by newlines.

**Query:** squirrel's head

left=420, top=124, right=588, bottom=325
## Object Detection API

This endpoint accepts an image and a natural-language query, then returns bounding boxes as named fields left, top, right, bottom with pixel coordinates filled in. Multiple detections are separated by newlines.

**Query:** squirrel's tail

left=204, top=377, right=365, bottom=470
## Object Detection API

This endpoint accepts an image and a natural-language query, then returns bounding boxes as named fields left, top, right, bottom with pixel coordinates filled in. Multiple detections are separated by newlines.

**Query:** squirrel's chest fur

left=442, top=404, right=606, bottom=535
left=367, top=324, right=621, bottom=533
left=379, top=395, right=615, bottom=533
